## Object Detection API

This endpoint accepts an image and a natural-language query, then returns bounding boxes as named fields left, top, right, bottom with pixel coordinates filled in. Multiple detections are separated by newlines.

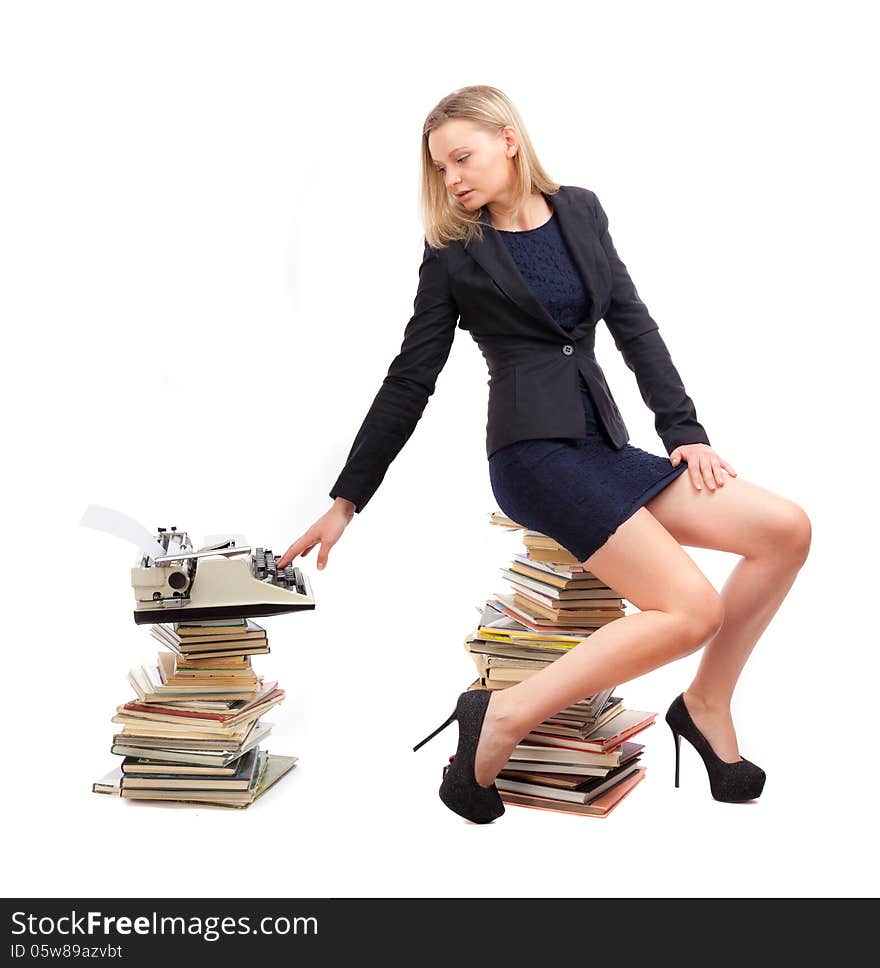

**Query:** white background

left=2, top=0, right=877, bottom=898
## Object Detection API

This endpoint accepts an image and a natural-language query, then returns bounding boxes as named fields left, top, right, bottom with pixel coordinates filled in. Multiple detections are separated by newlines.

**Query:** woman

left=276, top=85, right=812, bottom=823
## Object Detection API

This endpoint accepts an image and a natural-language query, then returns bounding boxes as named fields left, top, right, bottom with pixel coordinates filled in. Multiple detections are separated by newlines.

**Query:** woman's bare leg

left=641, top=472, right=811, bottom=761
left=473, top=505, right=724, bottom=787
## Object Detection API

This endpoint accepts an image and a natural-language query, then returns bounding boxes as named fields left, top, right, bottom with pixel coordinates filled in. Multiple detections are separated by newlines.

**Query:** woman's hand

left=275, top=498, right=356, bottom=571
left=669, top=443, right=737, bottom=492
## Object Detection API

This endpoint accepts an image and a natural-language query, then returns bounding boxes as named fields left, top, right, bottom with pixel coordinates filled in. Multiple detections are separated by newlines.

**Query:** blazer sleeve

left=592, top=192, right=711, bottom=454
left=328, top=239, right=459, bottom=513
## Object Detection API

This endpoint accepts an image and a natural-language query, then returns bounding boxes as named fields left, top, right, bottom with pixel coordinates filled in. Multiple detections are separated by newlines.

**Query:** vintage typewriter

left=130, top=526, right=314, bottom=625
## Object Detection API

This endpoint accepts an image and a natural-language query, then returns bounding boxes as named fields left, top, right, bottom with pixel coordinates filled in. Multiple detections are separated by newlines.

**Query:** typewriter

left=130, top=526, right=315, bottom=625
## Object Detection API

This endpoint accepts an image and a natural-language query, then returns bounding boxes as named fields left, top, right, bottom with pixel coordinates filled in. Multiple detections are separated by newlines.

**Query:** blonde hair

left=420, top=85, right=560, bottom=250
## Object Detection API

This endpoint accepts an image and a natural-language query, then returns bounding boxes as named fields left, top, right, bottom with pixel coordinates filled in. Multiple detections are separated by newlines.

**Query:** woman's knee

left=784, top=502, right=812, bottom=564
left=761, top=499, right=812, bottom=564
left=677, top=584, right=725, bottom=656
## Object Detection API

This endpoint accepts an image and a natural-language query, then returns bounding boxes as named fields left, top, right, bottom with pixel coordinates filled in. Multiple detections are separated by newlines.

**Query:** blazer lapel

left=463, top=184, right=604, bottom=341
left=551, top=186, right=606, bottom=338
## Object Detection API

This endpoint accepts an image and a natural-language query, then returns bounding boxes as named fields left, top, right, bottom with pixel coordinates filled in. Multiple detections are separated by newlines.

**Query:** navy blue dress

left=488, top=212, right=688, bottom=563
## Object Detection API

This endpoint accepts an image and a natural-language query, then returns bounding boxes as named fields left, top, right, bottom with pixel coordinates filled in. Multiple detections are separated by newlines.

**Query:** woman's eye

left=437, top=154, right=469, bottom=174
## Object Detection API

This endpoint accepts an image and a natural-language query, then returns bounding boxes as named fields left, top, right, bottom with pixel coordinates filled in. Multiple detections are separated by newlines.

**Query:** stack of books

left=92, top=617, right=297, bottom=808
left=454, top=512, right=658, bottom=818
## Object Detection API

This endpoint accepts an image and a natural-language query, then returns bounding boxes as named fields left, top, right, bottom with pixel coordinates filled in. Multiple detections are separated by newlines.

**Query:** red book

left=122, top=682, right=281, bottom=722
left=523, top=712, right=656, bottom=754
left=499, top=768, right=646, bottom=817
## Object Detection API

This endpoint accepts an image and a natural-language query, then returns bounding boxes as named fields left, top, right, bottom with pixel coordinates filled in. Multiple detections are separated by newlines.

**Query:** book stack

left=454, top=512, right=658, bottom=818
left=92, top=616, right=297, bottom=808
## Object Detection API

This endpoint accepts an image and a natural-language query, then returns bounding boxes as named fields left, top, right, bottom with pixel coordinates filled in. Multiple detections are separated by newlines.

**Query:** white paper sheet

left=79, top=504, right=167, bottom=561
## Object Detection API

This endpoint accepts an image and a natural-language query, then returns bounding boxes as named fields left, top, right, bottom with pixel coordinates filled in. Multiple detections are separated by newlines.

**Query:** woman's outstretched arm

left=328, top=239, right=460, bottom=513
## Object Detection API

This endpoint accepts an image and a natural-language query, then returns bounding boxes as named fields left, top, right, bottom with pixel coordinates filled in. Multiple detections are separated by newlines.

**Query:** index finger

left=275, top=536, right=313, bottom=569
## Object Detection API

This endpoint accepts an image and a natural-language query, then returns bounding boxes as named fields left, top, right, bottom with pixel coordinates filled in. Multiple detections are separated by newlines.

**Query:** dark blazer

left=329, top=184, right=710, bottom=513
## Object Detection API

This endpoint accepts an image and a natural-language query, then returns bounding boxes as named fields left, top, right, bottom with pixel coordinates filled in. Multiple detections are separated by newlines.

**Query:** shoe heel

left=670, top=724, right=682, bottom=788
left=412, top=711, right=456, bottom=752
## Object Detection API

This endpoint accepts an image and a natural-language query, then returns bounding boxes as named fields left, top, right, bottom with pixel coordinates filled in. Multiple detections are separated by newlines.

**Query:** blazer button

left=562, top=344, right=574, bottom=356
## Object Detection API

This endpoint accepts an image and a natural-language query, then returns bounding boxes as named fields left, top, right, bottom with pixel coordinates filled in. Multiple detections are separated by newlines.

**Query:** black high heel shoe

left=413, top=689, right=505, bottom=824
left=665, top=693, right=766, bottom=803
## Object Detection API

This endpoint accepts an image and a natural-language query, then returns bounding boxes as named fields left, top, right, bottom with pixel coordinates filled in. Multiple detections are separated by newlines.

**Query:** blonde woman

left=276, top=85, right=811, bottom=823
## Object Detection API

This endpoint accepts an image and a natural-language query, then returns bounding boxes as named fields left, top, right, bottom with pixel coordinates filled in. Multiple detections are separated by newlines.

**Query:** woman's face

left=428, top=118, right=515, bottom=208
